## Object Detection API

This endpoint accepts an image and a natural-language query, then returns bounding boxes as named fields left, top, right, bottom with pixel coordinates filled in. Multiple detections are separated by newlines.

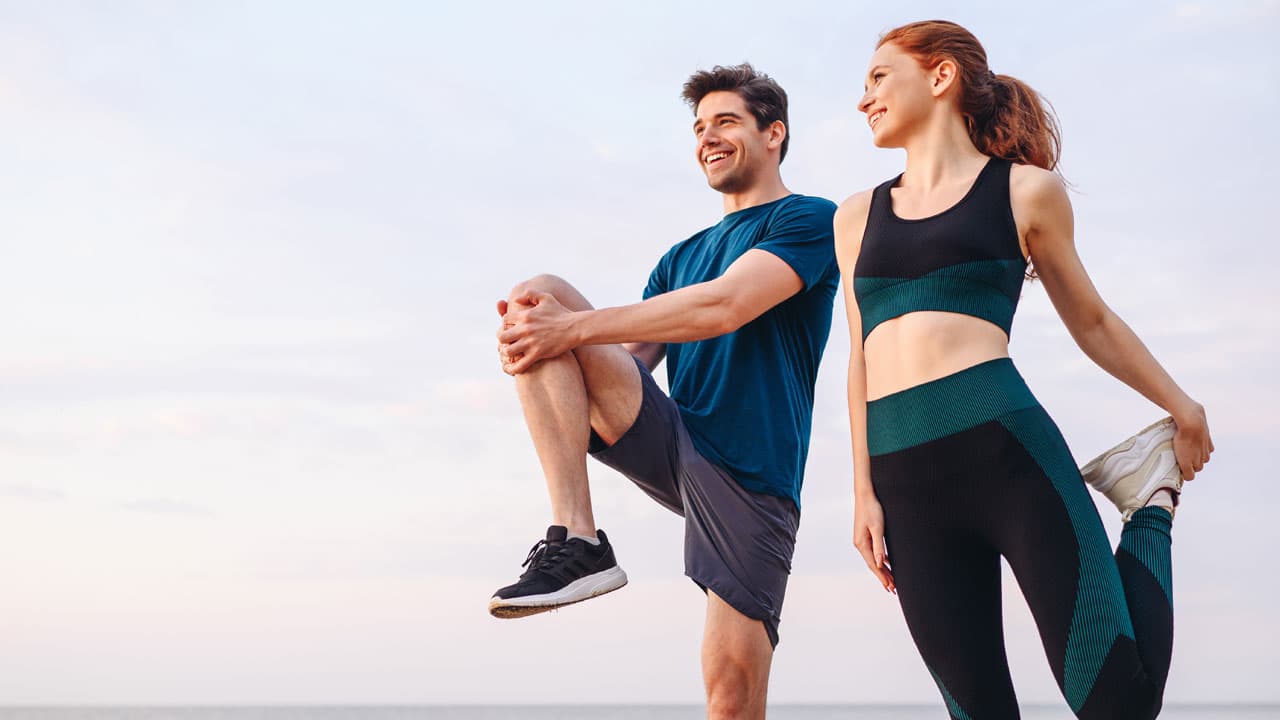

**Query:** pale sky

left=1, top=0, right=1278, bottom=706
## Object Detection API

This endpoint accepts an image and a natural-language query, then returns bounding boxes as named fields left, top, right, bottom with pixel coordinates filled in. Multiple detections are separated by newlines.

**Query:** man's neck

left=721, top=173, right=791, bottom=215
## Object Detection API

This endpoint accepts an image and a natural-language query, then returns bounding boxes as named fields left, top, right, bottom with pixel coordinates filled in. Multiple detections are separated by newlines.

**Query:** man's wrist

left=567, top=309, right=594, bottom=347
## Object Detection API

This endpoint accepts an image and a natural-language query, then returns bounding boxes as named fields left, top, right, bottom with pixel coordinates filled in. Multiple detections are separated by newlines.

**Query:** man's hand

left=495, top=299, right=523, bottom=375
left=496, top=291, right=579, bottom=375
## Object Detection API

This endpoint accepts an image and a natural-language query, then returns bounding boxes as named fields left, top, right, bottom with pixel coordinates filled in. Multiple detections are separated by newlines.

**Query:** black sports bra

left=853, top=157, right=1028, bottom=341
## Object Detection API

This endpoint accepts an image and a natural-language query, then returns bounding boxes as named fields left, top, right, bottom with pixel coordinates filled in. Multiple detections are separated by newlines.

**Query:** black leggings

left=867, top=359, right=1174, bottom=720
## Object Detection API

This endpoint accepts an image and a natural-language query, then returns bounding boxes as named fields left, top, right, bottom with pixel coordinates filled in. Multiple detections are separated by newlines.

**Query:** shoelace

left=520, top=538, right=574, bottom=572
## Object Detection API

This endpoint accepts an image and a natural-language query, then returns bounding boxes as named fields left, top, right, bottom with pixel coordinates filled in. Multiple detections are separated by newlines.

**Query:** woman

left=834, top=20, right=1214, bottom=720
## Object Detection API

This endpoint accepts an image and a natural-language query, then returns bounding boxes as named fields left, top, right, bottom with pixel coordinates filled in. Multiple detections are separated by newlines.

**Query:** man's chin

left=707, top=172, right=749, bottom=195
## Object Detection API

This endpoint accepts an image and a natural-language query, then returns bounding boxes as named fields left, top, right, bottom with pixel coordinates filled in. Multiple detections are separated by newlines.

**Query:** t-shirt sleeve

left=643, top=249, right=672, bottom=300
left=754, top=196, right=838, bottom=290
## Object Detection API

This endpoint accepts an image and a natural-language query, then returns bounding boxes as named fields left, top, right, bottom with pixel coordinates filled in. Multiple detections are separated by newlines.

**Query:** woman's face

left=857, top=42, right=936, bottom=149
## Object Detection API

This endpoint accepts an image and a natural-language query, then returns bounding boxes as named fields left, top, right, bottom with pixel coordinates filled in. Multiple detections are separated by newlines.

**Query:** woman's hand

left=854, top=491, right=895, bottom=594
left=1171, top=400, right=1214, bottom=481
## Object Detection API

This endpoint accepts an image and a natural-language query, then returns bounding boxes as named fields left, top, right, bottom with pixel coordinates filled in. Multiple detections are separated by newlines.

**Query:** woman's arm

left=835, top=191, right=895, bottom=593
left=1012, top=165, right=1214, bottom=480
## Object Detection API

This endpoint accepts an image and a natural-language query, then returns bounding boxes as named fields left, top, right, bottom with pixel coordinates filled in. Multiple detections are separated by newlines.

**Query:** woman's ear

left=931, top=58, right=959, bottom=98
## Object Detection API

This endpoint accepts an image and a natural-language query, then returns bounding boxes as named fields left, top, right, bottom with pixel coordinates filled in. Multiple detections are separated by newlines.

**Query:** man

left=490, top=64, right=837, bottom=719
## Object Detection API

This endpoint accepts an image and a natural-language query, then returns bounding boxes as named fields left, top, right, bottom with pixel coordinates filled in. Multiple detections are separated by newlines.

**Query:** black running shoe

left=488, top=525, right=628, bottom=619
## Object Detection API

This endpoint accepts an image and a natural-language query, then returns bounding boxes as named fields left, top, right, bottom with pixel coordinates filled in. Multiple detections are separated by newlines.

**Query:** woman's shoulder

left=1008, top=162, right=1073, bottom=246
left=833, top=189, right=877, bottom=260
left=835, top=189, right=876, bottom=223
left=1009, top=162, right=1067, bottom=203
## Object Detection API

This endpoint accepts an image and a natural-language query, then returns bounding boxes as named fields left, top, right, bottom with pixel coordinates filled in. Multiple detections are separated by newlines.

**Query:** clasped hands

left=495, top=291, right=578, bottom=375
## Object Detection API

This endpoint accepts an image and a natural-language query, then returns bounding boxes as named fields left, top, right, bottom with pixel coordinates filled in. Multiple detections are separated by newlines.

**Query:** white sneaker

left=1080, top=417, right=1182, bottom=522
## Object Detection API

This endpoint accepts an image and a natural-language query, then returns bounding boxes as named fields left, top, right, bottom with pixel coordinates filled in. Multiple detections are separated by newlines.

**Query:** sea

left=0, top=707, right=1275, bottom=719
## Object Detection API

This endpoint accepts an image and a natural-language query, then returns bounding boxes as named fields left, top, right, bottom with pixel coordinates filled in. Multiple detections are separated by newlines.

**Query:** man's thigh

left=704, top=589, right=774, bottom=660
left=576, top=344, right=643, bottom=445
left=506, top=274, right=643, bottom=444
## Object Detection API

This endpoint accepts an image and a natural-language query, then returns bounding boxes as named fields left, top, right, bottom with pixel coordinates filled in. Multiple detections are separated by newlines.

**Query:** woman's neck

left=900, top=112, right=988, bottom=190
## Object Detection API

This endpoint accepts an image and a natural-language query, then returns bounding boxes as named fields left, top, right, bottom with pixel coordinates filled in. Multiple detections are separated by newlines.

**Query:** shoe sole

left=488, top=565, right=628, bottom=619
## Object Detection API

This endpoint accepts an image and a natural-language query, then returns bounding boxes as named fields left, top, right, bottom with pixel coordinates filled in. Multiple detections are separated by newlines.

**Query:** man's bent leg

left=489, top=275, right=644, bottom=618
left=702, top=590, right=773, bottom=720
left=506, top=274, right=644, bottom=535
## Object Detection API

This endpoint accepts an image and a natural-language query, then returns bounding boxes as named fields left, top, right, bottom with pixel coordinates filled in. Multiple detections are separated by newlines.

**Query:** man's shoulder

left=776, top=193, right=838, bottom=217
left=762, top=194, right=838, bottom=233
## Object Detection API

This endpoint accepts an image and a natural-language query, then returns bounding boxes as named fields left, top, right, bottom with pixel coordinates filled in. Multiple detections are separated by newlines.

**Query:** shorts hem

left=686, top=571, right=781, bottom=649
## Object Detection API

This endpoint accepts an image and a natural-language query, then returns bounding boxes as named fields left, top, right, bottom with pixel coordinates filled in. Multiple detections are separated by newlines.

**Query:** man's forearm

left=569, top=282, right=738, bottom=347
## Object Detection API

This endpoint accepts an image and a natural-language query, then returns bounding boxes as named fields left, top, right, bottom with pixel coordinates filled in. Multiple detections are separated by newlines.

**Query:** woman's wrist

left=1169, top=396, right=1206, bottom=429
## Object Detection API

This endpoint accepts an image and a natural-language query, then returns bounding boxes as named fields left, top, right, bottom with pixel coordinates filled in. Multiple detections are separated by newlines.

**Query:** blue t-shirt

left=645, top=194, right=838, bottom=509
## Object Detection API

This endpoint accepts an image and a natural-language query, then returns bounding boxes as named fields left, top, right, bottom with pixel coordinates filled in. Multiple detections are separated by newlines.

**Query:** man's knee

left=507, top=274, right=592, bottom=312
left=508, top=273, right=567, bottom=302
left=704, top=653, right=762, bottom=720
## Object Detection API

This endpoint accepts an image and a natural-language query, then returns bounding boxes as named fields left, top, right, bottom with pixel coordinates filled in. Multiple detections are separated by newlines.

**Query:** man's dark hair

left=681, top=63, right=790, bottom=163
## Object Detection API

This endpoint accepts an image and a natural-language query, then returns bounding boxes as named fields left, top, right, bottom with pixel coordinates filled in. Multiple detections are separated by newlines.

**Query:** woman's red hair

left=879, top=20, right=1061, bottom=172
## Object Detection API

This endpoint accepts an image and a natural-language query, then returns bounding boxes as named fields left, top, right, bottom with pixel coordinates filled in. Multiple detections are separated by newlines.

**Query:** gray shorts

left=588, top=358, right=800, bottom=647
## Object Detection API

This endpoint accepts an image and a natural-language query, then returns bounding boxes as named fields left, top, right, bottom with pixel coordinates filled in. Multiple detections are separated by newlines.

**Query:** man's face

left=693, top=90, right=777, bottom=194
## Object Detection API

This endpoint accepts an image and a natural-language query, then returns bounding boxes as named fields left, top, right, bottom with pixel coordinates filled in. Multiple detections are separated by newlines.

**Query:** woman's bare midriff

left=863, top=311, right=1012, bottom=401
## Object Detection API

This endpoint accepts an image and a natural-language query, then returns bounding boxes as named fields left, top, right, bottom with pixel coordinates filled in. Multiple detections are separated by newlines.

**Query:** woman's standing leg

left=873, top=450, right=1021, bottom=720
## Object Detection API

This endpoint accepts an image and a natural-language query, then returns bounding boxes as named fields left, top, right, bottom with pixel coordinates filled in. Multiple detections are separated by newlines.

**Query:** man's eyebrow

left=693, top=111, right=745, bottom=130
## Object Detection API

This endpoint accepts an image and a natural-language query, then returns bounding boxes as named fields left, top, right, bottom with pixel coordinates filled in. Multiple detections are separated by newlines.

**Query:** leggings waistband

left=866, top=357, right=1038, bottom=456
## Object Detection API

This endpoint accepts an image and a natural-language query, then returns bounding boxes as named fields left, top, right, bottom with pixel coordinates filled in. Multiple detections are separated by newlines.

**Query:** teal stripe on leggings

left=927, top=665, right=973, bottom=720
left=998, top=406, right=1134, bottom=713
left=1119, top=506, right=1174, bottom=604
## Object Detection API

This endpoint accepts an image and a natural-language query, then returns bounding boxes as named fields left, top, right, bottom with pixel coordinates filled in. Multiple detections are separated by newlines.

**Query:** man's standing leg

left=703, top=591, right=773, bottom=720
left=489, top=274, right=644, bottom=616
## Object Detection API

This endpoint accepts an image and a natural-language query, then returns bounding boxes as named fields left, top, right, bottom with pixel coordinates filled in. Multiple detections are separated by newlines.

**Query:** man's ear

left=767, top=119, right=787, bottom=152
